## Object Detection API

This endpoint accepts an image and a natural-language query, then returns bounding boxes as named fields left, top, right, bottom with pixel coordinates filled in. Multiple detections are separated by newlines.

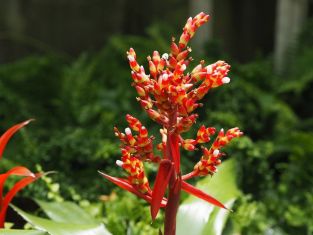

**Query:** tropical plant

left=99, top=12, right=243, bottom=235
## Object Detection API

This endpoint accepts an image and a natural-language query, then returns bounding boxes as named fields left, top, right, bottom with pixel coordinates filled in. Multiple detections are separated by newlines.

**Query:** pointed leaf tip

left=99, top=171, right=167, bottom=207
left=0, top=166, right=38, bottom=205
left=0, top=173, right=42, bottom=227
left=6, top=166, right=36, bottom=177
left=0, top=119, right=34, bottom=159
left=151, top=159, right=173, bottom=220
left=181, top=181, right=227, bottom=210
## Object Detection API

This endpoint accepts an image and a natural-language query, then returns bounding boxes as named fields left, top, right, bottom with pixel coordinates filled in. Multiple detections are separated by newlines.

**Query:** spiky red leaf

left=169, top=134, right=180, bottom=172
left=0, top=173, right=41, bottom=228
left=151, top=159, right=173, bottom=220
left=181, top=181, right=228, bottom=210
left=99, top=171, right=167, bottom=207
left=0, top=166, right=35, bottom=203
left=0, top=120, right=33, bottom=159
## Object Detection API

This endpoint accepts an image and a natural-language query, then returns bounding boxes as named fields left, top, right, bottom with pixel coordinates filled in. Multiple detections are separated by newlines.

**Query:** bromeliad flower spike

left=99, top=12, right=243, bottom=235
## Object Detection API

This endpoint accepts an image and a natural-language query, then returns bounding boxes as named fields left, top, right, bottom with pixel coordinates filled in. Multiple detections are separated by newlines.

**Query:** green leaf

left=11, top=205, right=112, bottom=235
left=35, top=200, right=96, bottom=224
left=177, top=159, right=241, bottom=235
left=0, top=230, right=47, bottom=235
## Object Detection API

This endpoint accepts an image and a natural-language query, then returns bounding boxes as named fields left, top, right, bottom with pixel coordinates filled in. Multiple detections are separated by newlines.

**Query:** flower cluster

left=183, top=127, right=243, bottom=179
left=100, top=12, right=243, bottom=230
left=128, top=43, right=231, bottom=127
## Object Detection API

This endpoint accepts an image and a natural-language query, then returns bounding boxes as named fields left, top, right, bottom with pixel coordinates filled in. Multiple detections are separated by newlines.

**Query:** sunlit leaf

left=177, top=159, right=240, bottom=235
left=0, top=229, right=47, bottom=235
left=35, top=200, right=96, bottom=224
left=11, top=205, right=112, bottom=235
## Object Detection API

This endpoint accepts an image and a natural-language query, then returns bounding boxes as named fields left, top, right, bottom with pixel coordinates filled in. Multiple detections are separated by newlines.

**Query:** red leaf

left=0, top=166, right=35, bottom=203
left=99, top=171, right=167, bottom=207
left=169, top=134, right=180, bottom=173
left=2, top=166, right=35, bottom=177
left=0, top=173, right=41, bottom=228
left=0, top=120, right=33, bottom=159
left=151, top=159, right=173, bottom=220
left=181, top=181, right=228, bottom=210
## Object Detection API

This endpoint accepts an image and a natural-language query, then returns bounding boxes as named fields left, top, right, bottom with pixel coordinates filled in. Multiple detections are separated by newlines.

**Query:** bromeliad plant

left=99, top=12, right=243, bottom=235
left=0, top=120, right=42, bottom=228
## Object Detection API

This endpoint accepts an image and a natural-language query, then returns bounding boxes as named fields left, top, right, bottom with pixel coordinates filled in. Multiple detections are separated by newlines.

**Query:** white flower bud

left=213, top=149, right=220, bottom=157
left=116, top=160, right=123, bottom=167
left=222, top=77, right=230, bottom=84
left=127, top=55, right=135, bottom=62
left=206, top=65, right=213, bottom=74
left=162, top=53, right=169, bottom=60
left=162, top=73, right=169, bottom=80
left=125, top=127, right=132, bottom=135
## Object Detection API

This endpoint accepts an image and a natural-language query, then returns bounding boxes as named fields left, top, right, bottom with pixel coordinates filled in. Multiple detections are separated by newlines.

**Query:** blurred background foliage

left=0, top=1, right=313, bottom=234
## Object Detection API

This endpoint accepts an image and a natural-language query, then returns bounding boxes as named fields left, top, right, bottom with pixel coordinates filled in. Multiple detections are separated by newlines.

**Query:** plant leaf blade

left=11, top=205, right=112, bottom=235
left=35, top=200, right=97, bottom=224
left=99, top=171, right=167, bottom=207
left=151, top=159, right=173, bottom=220
left=0, top=173, right=41, bottom=227
left=177, top=159, right=241, bottom=235
left=0, top=229, right=47, bottom=235
left=181, top=181, right=227, bottom=210
left=0, top=120, right=33, bottom=159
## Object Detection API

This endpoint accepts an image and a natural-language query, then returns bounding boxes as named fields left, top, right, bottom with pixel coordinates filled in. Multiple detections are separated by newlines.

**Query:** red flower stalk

left=0, top=120, right=42, bottom=228
left=100, top=12, right=243, bottom=235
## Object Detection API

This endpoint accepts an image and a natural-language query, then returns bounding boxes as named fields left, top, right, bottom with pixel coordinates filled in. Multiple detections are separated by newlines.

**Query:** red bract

left=100, top=12, right=243, bottom=235
left=0, top=120, right=42, bottom=228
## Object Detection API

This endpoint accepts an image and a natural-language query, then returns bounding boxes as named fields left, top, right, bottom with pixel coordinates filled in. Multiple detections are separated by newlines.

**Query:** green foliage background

left=0, top=20, right=313, bottom=234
